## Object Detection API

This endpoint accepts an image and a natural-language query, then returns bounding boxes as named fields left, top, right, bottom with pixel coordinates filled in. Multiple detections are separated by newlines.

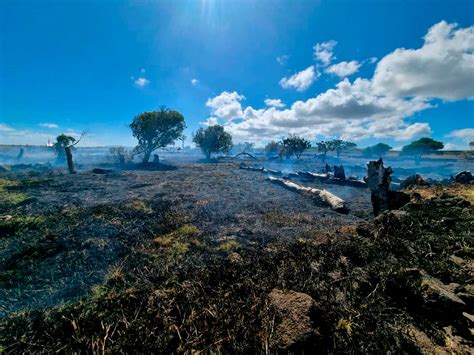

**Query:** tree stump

left=367, top=159, right=392, bottom=216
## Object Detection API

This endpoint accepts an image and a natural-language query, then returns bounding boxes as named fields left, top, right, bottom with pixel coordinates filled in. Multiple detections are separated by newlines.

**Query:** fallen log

left=240, top=164, right=367, bottom=188
left=267, top=176, right=349, bottom=214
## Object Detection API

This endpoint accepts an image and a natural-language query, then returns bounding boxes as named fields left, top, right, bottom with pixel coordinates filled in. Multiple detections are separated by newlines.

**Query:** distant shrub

left=264, top=141, right=282, bottom=157
left=193, top=125, right=233, bottom=159
left=109, top=147, right=132, bottom=164
left=401, top=137, right=444, bottom=165
left=326, top=139, right=357, bottom=158
left=362, top=143, right=392, bottom=157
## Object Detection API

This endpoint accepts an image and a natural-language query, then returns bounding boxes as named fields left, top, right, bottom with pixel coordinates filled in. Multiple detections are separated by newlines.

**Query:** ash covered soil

left=0, top=160, right=473, bottom=353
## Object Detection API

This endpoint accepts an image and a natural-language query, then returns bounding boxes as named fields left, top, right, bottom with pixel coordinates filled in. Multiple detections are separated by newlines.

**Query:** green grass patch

left=0, top=179, right=29, bottom=205
left=153, top=224, right=201, bottom=255
left=0, top=214, right=46, bottom=236
left=216, top=239, right=240, bottom=252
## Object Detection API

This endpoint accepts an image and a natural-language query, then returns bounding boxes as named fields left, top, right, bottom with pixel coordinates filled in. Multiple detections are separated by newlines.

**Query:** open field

left=0, top=156, right=473, bottom=353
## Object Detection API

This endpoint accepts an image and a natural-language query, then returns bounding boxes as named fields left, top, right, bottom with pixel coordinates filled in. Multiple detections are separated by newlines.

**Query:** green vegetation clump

left=0, top=179, right=29, bottom=205
left=0, top=215, right=45, bottom=236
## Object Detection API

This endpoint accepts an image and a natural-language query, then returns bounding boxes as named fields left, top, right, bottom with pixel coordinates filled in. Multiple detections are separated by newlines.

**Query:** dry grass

left=408, top=183, right=474, bottom=204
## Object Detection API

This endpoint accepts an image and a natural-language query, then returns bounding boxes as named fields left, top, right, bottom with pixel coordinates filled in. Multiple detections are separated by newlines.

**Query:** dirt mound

left=267, top=289, right=317, bottom=350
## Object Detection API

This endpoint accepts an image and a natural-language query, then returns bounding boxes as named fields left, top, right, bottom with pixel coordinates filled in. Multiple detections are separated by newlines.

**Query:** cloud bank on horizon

left=204, top=21, right=474, bottom=146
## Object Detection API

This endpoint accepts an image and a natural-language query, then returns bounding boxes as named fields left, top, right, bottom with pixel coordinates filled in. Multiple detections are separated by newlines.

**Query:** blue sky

left=0, top=0, right=473, bottom=149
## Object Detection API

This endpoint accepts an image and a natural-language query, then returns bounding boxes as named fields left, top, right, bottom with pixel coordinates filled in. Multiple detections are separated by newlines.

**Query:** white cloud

left=276, top=55, right=289, bottom=65
left=325, top=60, right=361, bottom=78
left=206, top=91, right=245, bottom=121
left=372, top=21, right=474, bottom=101
left=134, top=77, right=150, bottom=88
left=369, top=57, right=378, bottom=64
left=0, top=124, right=15, bottom=132
left=200, top=117, right=219, bottom=126
left=442, top=142, right=466, bottom=150
left=313, top=40, right=337, bottom=65
left=221, top=78, right=432, bottom=145
left=264, top=99, right=285, bottom=108
left=39, top=123, right=59, bottom=129
left=446, top=128, right=474, bottom=142
left=279, top=66, right=319, bottom=91
left=191, top=78, right=199, bottom=85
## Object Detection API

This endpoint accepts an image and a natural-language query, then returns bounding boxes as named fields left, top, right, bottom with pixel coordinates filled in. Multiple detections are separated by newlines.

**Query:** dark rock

left=268, top=289, right=318, bottom=350
left=92, top=168, right=113, bottom=174
left=393, top=268, right=466, bottom=321
left=455, top=171, right=473, bottom=184
left=333, top=165, right=346, bottom=180
left=400, top=174, right=426, bottom=189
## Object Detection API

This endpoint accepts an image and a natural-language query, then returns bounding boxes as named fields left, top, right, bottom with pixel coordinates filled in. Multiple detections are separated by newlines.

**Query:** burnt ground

left=0, top=160, right=473, bottom=353
left=0, top=161, right=368, bottom=315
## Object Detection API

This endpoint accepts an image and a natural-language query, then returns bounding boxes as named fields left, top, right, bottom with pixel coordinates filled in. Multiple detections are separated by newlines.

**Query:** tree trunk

left=143, top=150, right=152, bottom=163
left=65, top=146, right=76, bottom=174
left=321, top=152, right=327, bottom=164
left=205, top=151, right=211, bottom=160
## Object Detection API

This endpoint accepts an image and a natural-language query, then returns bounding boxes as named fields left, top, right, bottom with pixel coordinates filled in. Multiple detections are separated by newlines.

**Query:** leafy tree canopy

left=363, top=143, right=392, bottom=157
left=326, top=139, right=357, bottom=157
left=130, top=107, right=186, bottom=163
left=401, top=137, right=444, bottom=156
left=193, top=125, right=233, bottom=159
left=282, top=135, right=311, bottom=159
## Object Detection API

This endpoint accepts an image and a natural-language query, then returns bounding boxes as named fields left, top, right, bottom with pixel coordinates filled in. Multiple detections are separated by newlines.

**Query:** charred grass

left=0, top=182, right=472, bottom=353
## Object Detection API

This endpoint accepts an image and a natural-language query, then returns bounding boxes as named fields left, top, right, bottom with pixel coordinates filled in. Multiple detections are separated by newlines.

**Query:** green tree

left=264, top=141, right=282, bottom=157
left=316, top=141, right=329, bottom=163
left=363, top=143, right=392, bottom=157
left=130, top=107, right=186, bottom=163
left=282, top=135, right=311, bottom=159
left=193, top=125, right=233, bottom=159
left=327, top=139, right=357, bottom=158
left=401, top=137, right=444, bottom=165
